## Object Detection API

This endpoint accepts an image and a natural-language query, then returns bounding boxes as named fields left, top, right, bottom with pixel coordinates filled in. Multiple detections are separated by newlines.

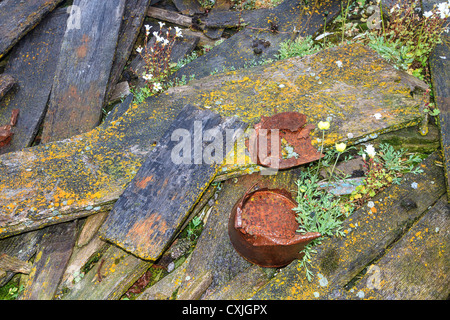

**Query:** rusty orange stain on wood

left=76, top=34, right=90, bottom=59
left=136, top=176, right=153, bottom=189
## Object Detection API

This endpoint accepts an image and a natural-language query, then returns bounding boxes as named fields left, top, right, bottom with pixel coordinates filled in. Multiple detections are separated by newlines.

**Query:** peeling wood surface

left=62, top=244, right=151, bottom=300
left=429, top=33, right=450, bottom=202
left=40, top=0, right=126, bottom=143
left=99, top=105, right=247, bottom=261
left=0, top=44, right=427, bottom=239
left=0, top=8, right=68, bottom=154
left=0, top=0, right=63, bottom=59
left=252, top=152, right=446, bottom=299
left=20, top=221, right=77, bottom=300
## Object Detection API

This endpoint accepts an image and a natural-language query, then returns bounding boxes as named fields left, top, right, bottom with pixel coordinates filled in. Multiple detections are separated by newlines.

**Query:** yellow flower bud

left=318, top=121, right=330, bottom=130
left=335, top=142, right=347, bottom=153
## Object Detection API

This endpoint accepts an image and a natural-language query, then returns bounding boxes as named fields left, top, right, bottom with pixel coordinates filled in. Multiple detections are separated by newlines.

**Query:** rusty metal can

left=228, top=184, right=321, bottom=268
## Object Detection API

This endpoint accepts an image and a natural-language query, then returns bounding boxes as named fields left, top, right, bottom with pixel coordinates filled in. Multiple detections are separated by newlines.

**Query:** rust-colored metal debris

left=0, top=109, right=19, bottom=148
left=248, top=112, right=324, bottom=170
left=228, top=184, right=321, bottom=268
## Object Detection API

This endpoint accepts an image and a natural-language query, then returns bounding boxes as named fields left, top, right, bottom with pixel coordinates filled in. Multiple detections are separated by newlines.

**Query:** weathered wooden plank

left=0, top=8, right=68, bottom=154
left=429, top=34, right=450, bottom=202
left=172, top=0, right=341, bottom=82
left=0, top=44, right=427, bottom=238
left=61, top=245, right=151, bottom=300
left=99, top=104, right=247, bottom=261
left=105, top=0, right=152, bottom=100
left=175, top=168, right=300, bottom=299
left=0, top=229, right=45, bottom=286
left=147, top=6, right=193, bottom=27
left=0, top=0, right=63, bottom=59
left=172, top=0, right=205, bottom=15
left=20, top=221, right=77, bottom=300
left=40, top=0, right=126, bottom=143
left=338, top=195, right=450, bottom=300
left=252, top=152, right=446, bottom=299
left=0, top=74, right=15, bottom=100
left=0, top=254, right=32, bottom=278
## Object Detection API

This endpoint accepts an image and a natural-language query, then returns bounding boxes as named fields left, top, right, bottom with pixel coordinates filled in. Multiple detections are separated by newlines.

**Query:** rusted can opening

left=229, top=184, right=321, bottom=268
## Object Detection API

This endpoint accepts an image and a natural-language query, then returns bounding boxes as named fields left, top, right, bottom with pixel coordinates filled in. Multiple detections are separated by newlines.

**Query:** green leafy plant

left=277, top=36, right=323, bottom=60
left=367, top=34, right=414, bottom=71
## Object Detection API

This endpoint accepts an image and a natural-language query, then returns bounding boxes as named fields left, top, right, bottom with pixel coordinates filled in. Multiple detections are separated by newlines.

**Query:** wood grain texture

left=20, top=221, right=77, bottom=300
left=40, top=0, right=126, bottom=143
left=99, top=104, right=247, bottom=261
left=429, top=33, right=450, bottom=202
left=0, top=8, right=68, bottom=154
left=0, top=0, right=63, bottom=59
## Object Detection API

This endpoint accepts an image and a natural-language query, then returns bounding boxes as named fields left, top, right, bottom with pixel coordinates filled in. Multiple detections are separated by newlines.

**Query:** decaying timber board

left=105, top=0, right=152, bottom=100
left=337, top=195, right=450, bottom=300
left=0, top=229, right=45, bottom=286
left=0, top=44, right=427, bottom=238
left=61, top=244, right=151, bottom=300
left=251, top=152, right=446, bottom=299
left=0, top=74, right=15, bottom=100
left=0, top=8, right=68, bottom=154
left=0, top=0, right=63, bottom=59
left=172, top=0, right=341, bottom=82
left=40, top=0, right=126, bottom=143
left=20, top=221, right=77, bottom=300
left=175, top=168, right=302, bottom=299
left=429, top=33, right=450, bottom=202
left=99, top=105, right=247, bottom=261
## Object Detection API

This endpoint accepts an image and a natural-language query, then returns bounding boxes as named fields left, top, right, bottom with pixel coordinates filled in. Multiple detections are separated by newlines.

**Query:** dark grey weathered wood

left=40, top=0, right=126, bottom=143
left=20, top=221, right=78, bottom=300
left=429, top=33, right=450, bottom=202
left=105, top=0, right=152, bottom=100
left=0, top=74, right=15, bottom=100
left=0, top=0, right=63, bottom=59
left=99, top=104, right=247, bottom=261
left=0, top=8, right=68, bottom=154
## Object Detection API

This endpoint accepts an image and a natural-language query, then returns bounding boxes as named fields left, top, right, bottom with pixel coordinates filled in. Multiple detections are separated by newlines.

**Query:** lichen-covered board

left=251, top=152, right=446, bottom=300
left=0, top=8, right=68, bottom=154
left=40, top=0, right=126, bottom=143
left=0, top=44, right=427, bottom=239
left=99, top=104, right=247, bottom=261
left=0, top=0, right=63, bottom=59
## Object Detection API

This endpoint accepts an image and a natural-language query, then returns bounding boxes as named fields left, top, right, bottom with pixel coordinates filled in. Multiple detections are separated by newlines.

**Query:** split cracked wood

left=0, top=0, right=64, bottom=59
left=99, top=104, right=247, bottom=261
left=40, top=0, right=126, bottom=143
left=0, top=44, right=428, bottom=239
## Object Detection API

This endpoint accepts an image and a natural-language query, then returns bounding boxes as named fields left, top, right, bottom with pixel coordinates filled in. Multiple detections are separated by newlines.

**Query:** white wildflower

left=153, top=31, right=163, bottom=43
left=174, top=26, right=183, bottom=37
left=424, top=10, right=433, bottom=18
left=162, top=38, right=169, bottom=46
left=142, top=73, right=152, bottom=81
left=373, top=113, right=382, bottom=120
left=136, top=46, right=143, bottom=53
left=390, top=4, right=399, bottom=13
left=145, top=24, right=152, bottom=36
left=158, top=21, right=165, bottom=29
left=365, top=144, right=376, bottom=158
left=436, top=1, right=450, bottom=19
left=153, top=82, right=162, bottom=91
